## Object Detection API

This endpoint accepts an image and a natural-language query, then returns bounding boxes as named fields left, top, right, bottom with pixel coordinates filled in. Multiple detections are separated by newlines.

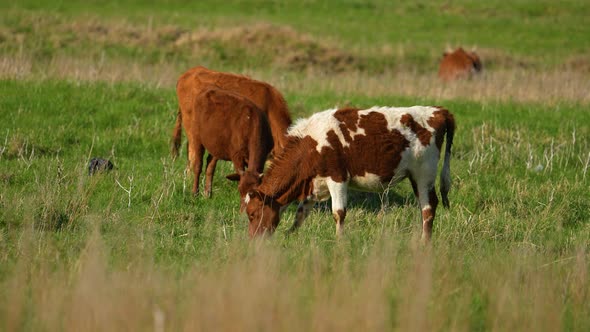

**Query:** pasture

left=1, top=1, right=589, bottom=330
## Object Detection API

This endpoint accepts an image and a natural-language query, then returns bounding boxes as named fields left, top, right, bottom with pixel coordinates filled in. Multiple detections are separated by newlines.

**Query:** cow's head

left=227, top=170, right=264, bottom=211
left=243, top=190, right=281, bottom=238
left=463, top=49, right=482, bottom=73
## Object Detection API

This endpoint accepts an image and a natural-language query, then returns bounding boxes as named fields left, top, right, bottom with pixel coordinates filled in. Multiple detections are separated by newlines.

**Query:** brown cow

left=181, top=87, right=273, bottom=198
left=172, top=66, right=291, bottom=159
left=438, top=47, right=482, bottom=81
left=243, top=106, right=455, bottom=241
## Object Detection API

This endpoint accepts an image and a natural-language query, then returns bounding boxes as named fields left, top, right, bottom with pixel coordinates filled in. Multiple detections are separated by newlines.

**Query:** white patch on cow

left=311, top=176, right=332, bottom=201
left=408, top=142, right=441, bottom=209
left=326, top=178, right=347, bottom=213
left=350, top=172, right=383, bottom=191
left=385, top=147, right=413, bottom=188
left=289, top=106, right=440, bottom=154
left=244, top=193, right=251, bottom=204
left=289, top=108, right=343, bottom=152
left=288, top=108, right=368, bottom=153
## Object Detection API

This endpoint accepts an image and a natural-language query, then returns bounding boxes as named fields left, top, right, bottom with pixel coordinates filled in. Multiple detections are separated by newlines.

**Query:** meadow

left=1, top=1, right=589, bottom=331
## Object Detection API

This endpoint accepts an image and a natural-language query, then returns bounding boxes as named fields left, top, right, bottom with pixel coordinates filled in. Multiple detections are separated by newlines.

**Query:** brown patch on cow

left=421, top=187, right=439, bottom=241
left=322, top=129, right=349, bottom=182
left=334, top=209, right=347, bottom=236
left=175, top=66, right=291, bottom=158
left=333, top=108, right=361, bottom=144
left=339, top=124, right=352, bottom=142
left=349, top=111, right=409, bottom=181
left=334, top=209, right=346, bottom=224
left=333, top=108, right=360, bottom=132
left=421, top=207, right=434, bottom=241
left=428, top=107, right=454, bottom=151
left=438, top=47, right=482, bottom=81
left=400, top=113, right=432, bottom=146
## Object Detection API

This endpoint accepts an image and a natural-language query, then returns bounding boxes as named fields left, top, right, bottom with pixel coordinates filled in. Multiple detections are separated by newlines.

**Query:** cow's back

left=177, top=66, right=291, bottom=153
left=189, top=67, right=270, bottom=107
left=438, top=48, right=482, bottom=81
left=289, top=106, right=447, bottom=188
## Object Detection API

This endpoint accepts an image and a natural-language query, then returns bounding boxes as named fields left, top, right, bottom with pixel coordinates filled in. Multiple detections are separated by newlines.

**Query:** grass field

left=1, top=1, right=589, bottom=331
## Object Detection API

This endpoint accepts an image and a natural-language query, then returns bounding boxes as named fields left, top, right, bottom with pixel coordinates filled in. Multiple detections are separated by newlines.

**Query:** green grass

left=1, top=0, right=589, bottom=73
left=1, top=78, right=589, bottom=330
left=4, top=0, right=588, bottom=54
left=1, top=1, right=590, bottom=330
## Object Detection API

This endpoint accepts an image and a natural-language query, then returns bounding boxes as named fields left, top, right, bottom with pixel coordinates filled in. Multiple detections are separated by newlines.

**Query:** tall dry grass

left=263, top=68, right=590, bottom=106
left=1, top=219, right=588, bottom=331
left=2, top=55, right=588, bottom=105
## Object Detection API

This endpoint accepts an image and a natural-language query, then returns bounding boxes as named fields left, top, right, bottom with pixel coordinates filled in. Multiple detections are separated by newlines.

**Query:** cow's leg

left=413, top=169, right=439, bottom=242
left=204, top=154, right=218, bottom=198
left=188, top=142, right=205, bottom=195
left=288, top=199, right=314, bottom=233
left=231, top=157, right=246, bottom=175
left=327, top=179, right=348, bottom=237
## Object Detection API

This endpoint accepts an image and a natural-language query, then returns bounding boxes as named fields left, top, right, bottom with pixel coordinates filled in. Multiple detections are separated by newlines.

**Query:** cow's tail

left=171, top=107, right=183, bottom=160
left=440, top=111, right=455, bottom=208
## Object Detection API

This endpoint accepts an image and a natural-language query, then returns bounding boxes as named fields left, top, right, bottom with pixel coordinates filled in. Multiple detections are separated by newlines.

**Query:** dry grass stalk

left=2, top=55, right=588, bottom=105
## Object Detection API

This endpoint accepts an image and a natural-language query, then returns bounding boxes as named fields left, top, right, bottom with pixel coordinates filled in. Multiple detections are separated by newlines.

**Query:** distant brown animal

left=178, top=87, right=273, bottom=198
left=438, top=47, right=482, bottom=81
left=173, top=66, right=291, bottom=160
left=243, top=106, right=455, bottom=241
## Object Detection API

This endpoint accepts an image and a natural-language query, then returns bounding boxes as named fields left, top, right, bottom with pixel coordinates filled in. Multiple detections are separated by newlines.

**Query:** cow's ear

left=246, top=189, right=265, bottom=202
left=226, top=173, right=241, bottom=181
left=244, top=190, right=258, bottom=205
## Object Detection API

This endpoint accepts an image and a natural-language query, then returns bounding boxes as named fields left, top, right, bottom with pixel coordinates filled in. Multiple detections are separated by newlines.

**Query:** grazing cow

left=172, top=66, right=291, bottom=160
left=182, top=87, right=273, bottom=198
left=438, top=47, right=482, bottom=81
left=243, top=106, right=455, bottom=241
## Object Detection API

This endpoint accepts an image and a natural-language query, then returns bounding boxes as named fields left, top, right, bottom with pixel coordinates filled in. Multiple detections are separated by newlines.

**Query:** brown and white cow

left=181, top=87, right=273, bottom=198
left=243, top=106, right=455, bottom=241
left=438, top=47, right=482, bottom=81
left=172, top=66, right=291, bottom=159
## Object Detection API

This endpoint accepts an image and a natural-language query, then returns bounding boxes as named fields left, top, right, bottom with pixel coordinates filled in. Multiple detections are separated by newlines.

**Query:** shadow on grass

left=311, top=189, right=416, bottom=214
